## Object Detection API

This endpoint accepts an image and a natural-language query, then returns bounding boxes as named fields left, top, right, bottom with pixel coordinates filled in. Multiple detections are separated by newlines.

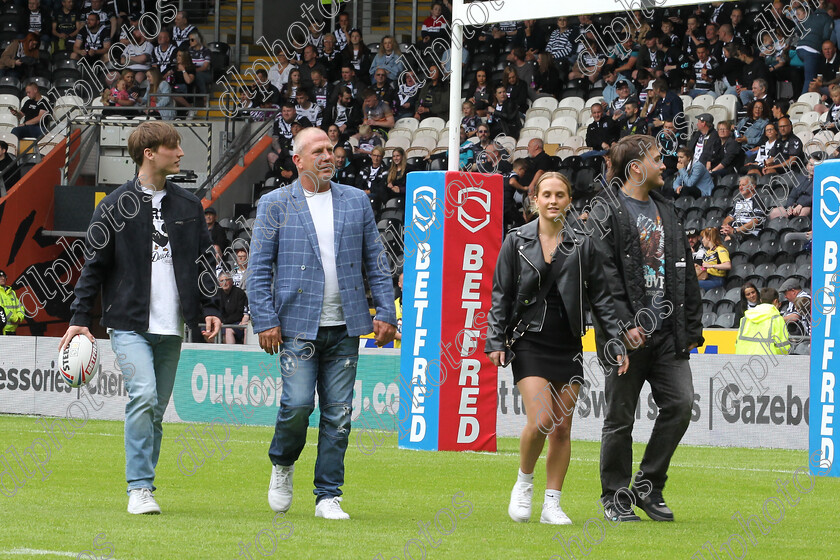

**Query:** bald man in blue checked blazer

left=247, top=127, right=397, bottom=520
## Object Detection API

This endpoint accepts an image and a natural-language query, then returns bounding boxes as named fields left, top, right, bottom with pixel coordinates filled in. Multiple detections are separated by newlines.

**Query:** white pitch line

left=1, top=548, right=124, bottom=559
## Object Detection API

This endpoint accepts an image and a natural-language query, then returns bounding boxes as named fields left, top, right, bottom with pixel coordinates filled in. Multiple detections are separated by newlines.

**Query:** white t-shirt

left=124, top=40, right=154, bottom=71
left=304, top=188, right=344, bottom=326
left=146, top=188, right=183, bottom=335
left=693, top=134, right=706, bottom=163
left=268, top=63, right=293, bottom=91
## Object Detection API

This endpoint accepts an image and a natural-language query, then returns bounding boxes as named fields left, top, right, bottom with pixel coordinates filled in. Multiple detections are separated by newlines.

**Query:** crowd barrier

left=0, top=336, right=809, bottom=450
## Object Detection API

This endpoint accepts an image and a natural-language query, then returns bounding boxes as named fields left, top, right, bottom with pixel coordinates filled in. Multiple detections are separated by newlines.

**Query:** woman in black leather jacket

left=485, top=172, right=628, bottom=526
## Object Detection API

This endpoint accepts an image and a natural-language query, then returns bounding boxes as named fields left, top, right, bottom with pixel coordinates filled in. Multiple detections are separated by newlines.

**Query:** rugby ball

left=59, top=335, right=99, bottom=387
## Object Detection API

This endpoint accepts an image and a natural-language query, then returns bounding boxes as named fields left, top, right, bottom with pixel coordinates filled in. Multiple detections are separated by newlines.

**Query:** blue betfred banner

left=399, top=172, right=445, bottom=450
left=809, top=161, right=840, bottom=477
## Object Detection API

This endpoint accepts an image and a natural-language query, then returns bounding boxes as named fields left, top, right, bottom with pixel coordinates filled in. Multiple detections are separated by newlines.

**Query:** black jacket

left=719, top=135, right=744, bottom=169
left=739, top=57, right=769, bottom=89
left=209, top=222, right=229, bottom=250
left=333, top=165, right=357, bottom=187
left=355, top=164, right=389, bottom=208
left=687, top=129, right=723, bottom=168
left=70, top=179, right=221, bottom=331
left=586, top=118, right=619, bottom=150
left=620, top=116, right=647, bottom=138
left=488, top=97, right=522, bottom=138
left=589, top=186, right=704, bottom=358
left=485, top=217, right=625, bottom=354
left=323, top=100, right=364, bottom=134
left=417, top=80, right=450, bottom=118
left=785, top=173, right=813, bottom=207
left=220, top=285, right=249, bottom=324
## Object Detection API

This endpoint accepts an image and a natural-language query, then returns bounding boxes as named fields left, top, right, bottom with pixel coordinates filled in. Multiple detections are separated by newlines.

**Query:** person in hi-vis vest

left=735, top=287, right=791, bottom=355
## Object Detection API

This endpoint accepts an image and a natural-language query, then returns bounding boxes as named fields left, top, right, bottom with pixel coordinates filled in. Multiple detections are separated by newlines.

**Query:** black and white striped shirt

left=80, top=24, right=109, bottom=51
left=335, top=28, right=349, bottom=52
left=546, top=28, right=573, bottom=60
left=152, top=43, right=177, bottom=75
left=172, top=24, right=195, bottom=48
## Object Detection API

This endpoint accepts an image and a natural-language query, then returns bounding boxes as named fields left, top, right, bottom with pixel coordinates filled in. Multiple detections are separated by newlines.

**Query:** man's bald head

left=293, top=127, right=335, bottom=190
left=293, top=127, right=330, bottom=157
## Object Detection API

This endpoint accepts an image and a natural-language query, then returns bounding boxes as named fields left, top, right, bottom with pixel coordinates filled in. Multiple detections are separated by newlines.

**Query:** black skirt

left=510, top=283, right=583, bottom=386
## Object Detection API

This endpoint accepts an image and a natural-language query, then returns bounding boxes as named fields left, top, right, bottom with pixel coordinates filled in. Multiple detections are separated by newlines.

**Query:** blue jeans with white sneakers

left=268, top=325, right=359, bottom=504
left=110, top=330, right=182, bottom=494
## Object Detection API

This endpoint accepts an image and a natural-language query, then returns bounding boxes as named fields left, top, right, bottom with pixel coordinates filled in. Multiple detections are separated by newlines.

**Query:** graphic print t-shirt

left=146, top=188, right=183, bottom=335
left=622, top=193, right=667, bottom=333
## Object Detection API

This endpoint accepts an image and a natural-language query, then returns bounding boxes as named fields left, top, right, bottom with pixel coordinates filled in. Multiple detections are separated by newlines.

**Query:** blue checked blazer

left=247, top=180, right=397, bottom=339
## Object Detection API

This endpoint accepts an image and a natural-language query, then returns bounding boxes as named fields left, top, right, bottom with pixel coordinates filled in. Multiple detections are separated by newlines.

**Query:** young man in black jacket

left=590, top=134, right=703, bottom=523
left=686, top=113, right=722, bottom=171
left=60, top=121, right=222, bottom=515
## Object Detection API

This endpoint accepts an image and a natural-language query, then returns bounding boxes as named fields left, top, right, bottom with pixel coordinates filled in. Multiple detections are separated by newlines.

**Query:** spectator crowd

left=0, top=0, right=821, bottom=351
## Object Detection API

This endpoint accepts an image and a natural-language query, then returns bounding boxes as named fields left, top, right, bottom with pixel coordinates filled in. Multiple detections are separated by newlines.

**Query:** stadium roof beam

left=445, top=0, right=739, bottom=171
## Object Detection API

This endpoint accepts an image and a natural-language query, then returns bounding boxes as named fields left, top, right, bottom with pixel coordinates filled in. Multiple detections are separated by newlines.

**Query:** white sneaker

left=540, top=501, right=573, bottom=525
left=508, top=481, right=533, bottom=522
left=127, top=488, right=161, bottom=515
left=315, top=496, right=350, bottom=520
left=268, top=464, right=294, bottom=513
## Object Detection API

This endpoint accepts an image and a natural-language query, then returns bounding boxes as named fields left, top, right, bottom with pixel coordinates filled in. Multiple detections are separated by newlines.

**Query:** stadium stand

left=0, top=0, right=819, bottom=345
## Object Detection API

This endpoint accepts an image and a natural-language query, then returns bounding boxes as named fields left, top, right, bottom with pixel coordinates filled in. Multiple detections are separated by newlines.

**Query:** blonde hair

left=534, top=172, right=572, bottom=197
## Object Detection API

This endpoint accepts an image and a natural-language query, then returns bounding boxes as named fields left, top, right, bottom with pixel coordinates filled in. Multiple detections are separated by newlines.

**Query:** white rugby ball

left=59, top=335, right=99, bottom=387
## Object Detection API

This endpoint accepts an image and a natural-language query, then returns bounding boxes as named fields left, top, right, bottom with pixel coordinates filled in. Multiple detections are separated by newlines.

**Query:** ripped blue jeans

left=268, top=325, right=359, bottom=503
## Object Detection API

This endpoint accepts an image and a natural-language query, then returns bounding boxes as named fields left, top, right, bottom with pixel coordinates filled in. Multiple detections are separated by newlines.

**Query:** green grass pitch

left=0, top=415, right=837, bottom=560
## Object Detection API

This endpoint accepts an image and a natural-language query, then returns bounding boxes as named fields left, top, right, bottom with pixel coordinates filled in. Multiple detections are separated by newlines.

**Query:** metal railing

left=187, top=322, right=252, bottom=344
left=0, top=125, right=47, bottom=197
left=51, top=94, right=275, bottom=200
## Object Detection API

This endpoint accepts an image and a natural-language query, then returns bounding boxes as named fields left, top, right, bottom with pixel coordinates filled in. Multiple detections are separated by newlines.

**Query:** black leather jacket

left=485, top=217, right=626, bottom=354
left=589, top=186, right=704, bottom=358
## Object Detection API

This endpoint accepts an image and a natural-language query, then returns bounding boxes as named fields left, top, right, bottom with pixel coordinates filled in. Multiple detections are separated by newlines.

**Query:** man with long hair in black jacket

left=590, top=134, right=704, bottom=523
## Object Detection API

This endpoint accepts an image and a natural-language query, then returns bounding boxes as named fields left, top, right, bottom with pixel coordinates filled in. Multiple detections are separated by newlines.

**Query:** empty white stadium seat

left=797, top=92, right=821, bottom=108
left=395, top=117, right=419, bottom=131
left=558, top=96, right=585, bottom=112
left=531, top=97, right=559, bottom=111
left=691, top=94, right=716, bottom=109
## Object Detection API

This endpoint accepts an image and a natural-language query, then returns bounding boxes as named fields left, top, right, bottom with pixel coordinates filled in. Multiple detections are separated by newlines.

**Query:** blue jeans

left=689, top=88, right=717, bottom=99
left=580, top=149, right=608, bottom=160
left=109, top=330, right=182, bottom=493
left=797, top=48, right=822, bottom=94
left=268, top=325, right=359, bottom=503
left=11, top=124, right=44, bottom=140
left=698, top=276, right=725, bottom=290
